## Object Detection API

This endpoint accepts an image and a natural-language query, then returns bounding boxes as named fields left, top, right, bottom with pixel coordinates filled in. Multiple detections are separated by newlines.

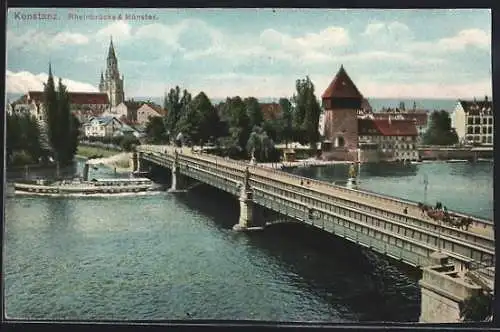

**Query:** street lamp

left=423, top=173, right=428, bottom=205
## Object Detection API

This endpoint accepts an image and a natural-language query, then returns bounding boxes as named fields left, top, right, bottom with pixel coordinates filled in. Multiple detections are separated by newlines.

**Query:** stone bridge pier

left=82, top=162, right=90, bottom=181
left=131, top=152, right=147, bottom=173
left=169, top=150, right=189, bottom=192
left=233, top=167, right=263, bottom=231
left=419, top=251, right=483, bottom=323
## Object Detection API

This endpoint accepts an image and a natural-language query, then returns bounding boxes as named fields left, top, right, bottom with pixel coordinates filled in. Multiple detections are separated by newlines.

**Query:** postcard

left=4, top=8, right=494, bottom=324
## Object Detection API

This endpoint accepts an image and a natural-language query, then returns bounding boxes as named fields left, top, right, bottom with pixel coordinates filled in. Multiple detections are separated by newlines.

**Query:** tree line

left=6, top=65, right=80, bottom=168
left=422, top=110, right=459, bottom=146
left=145, top=76, right=322, bottom=162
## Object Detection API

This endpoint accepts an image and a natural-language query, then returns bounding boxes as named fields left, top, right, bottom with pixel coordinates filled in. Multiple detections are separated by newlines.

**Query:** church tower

left=99, top=36, right=125, bottom=107
left=321, top=65, right=363, bottom=161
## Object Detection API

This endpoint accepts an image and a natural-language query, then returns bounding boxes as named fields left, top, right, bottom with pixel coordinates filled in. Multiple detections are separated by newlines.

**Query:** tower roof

left=108, top=36, right=116, bottom=60
left=321, top=65, right=363, bottom=99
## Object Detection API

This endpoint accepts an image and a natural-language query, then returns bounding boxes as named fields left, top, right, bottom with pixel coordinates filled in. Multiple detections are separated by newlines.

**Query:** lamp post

left=423, top=173, right=428, bottom=205
left=357, top=147, right=361, bottom=185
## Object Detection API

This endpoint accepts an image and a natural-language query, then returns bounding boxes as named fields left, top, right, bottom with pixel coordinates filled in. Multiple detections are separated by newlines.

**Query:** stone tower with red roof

left=321, top=65, right=363, bottom=161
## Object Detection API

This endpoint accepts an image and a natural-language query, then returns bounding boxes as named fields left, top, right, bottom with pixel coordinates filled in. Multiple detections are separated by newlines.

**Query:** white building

left=452, top=97, right=493, bottom=145
left=83, top=116, right=124, bottom=138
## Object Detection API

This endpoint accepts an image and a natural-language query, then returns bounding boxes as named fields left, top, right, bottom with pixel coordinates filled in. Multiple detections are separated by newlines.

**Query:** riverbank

left=76, top=145, right=131, bottom=173
left=85, top=152, right=132, bottom=173
left=76, top=145, right=121, bottom=159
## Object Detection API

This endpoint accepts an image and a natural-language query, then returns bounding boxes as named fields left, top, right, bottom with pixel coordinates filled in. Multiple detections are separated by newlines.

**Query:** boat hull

left=13, top=179, right=162, bottom=197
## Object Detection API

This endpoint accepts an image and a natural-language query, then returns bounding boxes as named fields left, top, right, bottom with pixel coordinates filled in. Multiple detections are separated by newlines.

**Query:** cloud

left=361, top=21, right=413, bottom=45
left=436, top=29, right=490, bottom=51
left=52, top=32, right=89, bottom=46
left=96, top=21, right=132, bottom=42
left=6, top=70, right=98, bottom=94
left=408, top=28, right=490, bottom=54
left=7, top=30, right=89, bottom=52
left=261, top=26, right=350, bottom=50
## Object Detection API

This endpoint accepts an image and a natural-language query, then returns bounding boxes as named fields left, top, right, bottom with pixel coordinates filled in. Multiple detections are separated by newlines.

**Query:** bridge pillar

left=169, top=150, right=187, bottom=192
left=130, top=152, right=139, bottom=172
left=82, top=162, right=90, bottom=181
left=419, top=251, right=482, bottom=323
left=233, top=167, right=258, bottom=231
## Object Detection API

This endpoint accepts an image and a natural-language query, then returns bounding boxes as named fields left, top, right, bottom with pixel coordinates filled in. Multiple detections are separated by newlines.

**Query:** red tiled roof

left=373, top=112, right=428, bottom=126
left=144, top=102, right=167, bottom=116
left=322, top=65, right=363, bottom=99
left=459, top=99, right=493, bottom=116
left=27, top=91, right=109, bottom=105
left=260, top=103, right=282, bottom=121
left=358, top=118, right=418, bottom=136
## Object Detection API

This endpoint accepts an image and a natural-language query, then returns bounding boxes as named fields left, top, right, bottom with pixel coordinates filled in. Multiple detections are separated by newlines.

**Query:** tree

left=177, top=92, right=220, bottom=145
left=164, top=86, right=192, bottom=139
left=223, top=96, right=251, bottom=150
left=43, top=63, right=59, bottom=159
left=6, top=112, right=43, bottom=165
left=120, top=135, right=140, bottom=152
left=245, top=97, right=263, bottom=129
left=292, top=76, right=321, bottom=146
left=460, top=291, right=493, bottom=321
left=145, top=116, right=167, bottom=143
left=246, top=126, right=277, bottom=162
left=422, top=110, right=459, bottom=145
left=42, top=66, right=79, bottom=166
left=279, top=97, right=293, bottom=147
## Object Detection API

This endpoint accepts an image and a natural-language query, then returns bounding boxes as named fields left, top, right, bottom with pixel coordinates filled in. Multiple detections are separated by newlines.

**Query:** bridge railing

left=139, top=145, right=493, bottom=229
left=244, top=160, right=493, bottom=229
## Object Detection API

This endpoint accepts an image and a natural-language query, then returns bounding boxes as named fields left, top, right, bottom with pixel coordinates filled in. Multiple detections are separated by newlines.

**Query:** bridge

left=133, top=144, right=495, bottom=323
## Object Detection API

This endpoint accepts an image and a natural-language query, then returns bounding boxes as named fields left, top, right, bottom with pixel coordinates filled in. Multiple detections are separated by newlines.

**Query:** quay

left=134, top=144, right=494, bottom=323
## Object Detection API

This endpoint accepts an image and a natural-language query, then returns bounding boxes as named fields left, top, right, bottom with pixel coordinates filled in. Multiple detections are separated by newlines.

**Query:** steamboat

left=13, top=162, right=160, bottom=197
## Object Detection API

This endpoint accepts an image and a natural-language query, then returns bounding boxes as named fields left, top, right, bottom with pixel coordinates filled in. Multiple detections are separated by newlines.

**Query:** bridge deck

left=138, top=145, right=494, bottom=271
left=144, top=145, right=492, bottom=239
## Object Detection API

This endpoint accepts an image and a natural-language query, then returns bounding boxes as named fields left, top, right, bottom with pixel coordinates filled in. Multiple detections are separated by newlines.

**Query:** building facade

left=358, top=116, right=419, bottom=162
left=452, top=98, right=493, bottom=145
left=83, top=116, right=124, bottom=137
left=136, top=103, right=163, bottom=125
left=99, top=37, right=125, bottom=107
left=371, top=111, right=428, bottom=140
left=20, top=91, right=110, bottom=123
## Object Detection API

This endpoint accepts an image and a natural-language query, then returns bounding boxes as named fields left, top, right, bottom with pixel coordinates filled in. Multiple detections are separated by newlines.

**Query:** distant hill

left=132, top=96, right=459, bottom=112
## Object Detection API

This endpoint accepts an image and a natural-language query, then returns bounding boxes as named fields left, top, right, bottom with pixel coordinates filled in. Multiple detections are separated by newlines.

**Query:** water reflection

left=174, top=185, right=420, bottom=322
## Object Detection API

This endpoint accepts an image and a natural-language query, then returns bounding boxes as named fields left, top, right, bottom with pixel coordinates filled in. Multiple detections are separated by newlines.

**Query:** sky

left=6, top=8, right=492, bottom=100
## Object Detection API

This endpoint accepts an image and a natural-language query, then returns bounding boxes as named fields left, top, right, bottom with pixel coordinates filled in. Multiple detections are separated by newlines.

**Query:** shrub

left=120, top=135, right=140, bottom=152
left=11, top=150, right=35, bottom=166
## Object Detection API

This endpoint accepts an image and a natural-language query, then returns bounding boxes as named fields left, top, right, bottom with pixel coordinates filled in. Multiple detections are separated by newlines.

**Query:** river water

left=4, top=159, right=493, bottom=322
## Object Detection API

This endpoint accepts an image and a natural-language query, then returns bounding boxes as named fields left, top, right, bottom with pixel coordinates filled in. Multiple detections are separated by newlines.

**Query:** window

left=468, top=118, right=474, bottom=125
left=482, top=136, right=487, bottom=143
left=487, top=136, right=492, bottom=143
left=488, top=126, right=492, bottom=134
left=467, top=127, right=473, bottom=134
left=482, top=127, right=488, bottom=134
left=474, top=126, right=481, bottom=134
left=483, top=118, right=488, bottom=124
left=488, top=118, right=493, bottom=125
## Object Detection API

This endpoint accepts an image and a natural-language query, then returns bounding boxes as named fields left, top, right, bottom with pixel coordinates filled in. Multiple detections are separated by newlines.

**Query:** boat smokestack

left=83, top=162, right=90, bottom=182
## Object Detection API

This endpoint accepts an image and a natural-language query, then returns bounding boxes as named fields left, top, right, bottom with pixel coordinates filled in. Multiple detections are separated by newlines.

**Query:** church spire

left=108, top=35, right=116, bottom=60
